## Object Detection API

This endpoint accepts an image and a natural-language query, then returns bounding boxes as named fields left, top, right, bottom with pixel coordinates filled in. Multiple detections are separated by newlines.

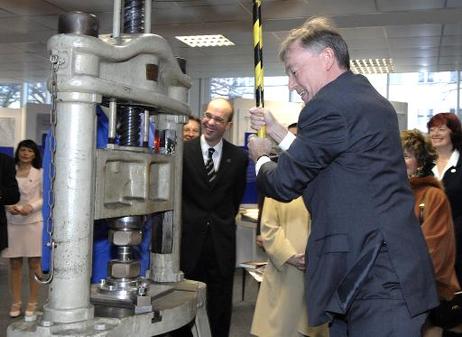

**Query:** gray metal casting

left=42, top=92, right=98, bottom=324
left=7, top=3, right=210, bottom=336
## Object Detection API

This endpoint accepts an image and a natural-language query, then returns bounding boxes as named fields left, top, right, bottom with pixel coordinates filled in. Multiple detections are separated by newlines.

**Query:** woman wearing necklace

left=428, top=113, right=462, bottom=286
left=1, top=139, right=43, bottom=318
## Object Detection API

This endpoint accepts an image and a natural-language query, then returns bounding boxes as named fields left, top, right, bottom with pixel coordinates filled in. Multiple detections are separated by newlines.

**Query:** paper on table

left=239, top=261, right=267, bottom=269
left=248, top=268, right=265, bottom=282
left=239, top=261, right=267, bottom=282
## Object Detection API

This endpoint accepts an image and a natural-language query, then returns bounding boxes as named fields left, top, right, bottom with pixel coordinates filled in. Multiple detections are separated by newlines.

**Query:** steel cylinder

left=43, top=94, right=97, bottom=323
left=58, top=11, right=99, bottom=37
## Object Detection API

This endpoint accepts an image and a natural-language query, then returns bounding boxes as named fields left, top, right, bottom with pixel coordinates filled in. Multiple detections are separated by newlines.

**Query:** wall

left=0, top=107, right=25, bottom=156
left=188, top=78, right=210, bottom=118
left=25, top=103, right=51, bottom=145
left=391, top=101, right=408, bottom=131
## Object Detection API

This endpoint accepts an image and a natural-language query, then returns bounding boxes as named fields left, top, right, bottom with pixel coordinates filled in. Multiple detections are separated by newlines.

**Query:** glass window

left=26, top=82, right=50, bottom=104
left=265, top=86, right=290, bottom=102
left=389, top=71, right=458, bottom=131
left=210, top=76, right=291, bottom=102
left=0, top=84, right=21, bottom=108
left=363, top=73, right=388, bottom=98
left=264, top=76, right=290, bottom=102
left=210, top=77, right=254, bottom=99
left=210, top=71, right=461, bottom=132
left=459, top=71, right=462, bottom=117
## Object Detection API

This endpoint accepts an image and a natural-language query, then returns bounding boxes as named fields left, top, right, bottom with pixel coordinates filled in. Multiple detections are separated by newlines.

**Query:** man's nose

left=288, top=76, right=297, bottom=91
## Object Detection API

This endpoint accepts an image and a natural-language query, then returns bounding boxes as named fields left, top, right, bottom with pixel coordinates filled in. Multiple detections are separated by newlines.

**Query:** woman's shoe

left=9, top=302, right=21, bottom=318
left=25, top=302, right=38, bottom=317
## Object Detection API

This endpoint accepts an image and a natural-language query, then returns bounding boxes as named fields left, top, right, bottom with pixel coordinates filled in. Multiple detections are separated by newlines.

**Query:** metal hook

left=34, top=240, right=56, bottom=285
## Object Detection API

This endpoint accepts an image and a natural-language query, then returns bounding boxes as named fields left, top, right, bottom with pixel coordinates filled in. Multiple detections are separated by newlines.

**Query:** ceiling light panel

left=175, top=34, right=235, bottom=47
left=350, top=58, right=394, bottom=74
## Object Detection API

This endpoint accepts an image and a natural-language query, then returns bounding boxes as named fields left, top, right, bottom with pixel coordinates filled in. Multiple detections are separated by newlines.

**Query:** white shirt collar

left=432, top=149, right=460, bottom=180
left=200, top=135, right=223, bottom=156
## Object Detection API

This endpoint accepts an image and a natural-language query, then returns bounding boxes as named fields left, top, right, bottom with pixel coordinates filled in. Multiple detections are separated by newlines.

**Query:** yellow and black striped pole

left=253, top=0, right=266, bottom=137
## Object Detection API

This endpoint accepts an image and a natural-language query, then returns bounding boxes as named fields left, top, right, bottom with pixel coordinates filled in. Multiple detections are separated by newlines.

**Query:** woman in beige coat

left=251, top=196, right=328, bottom=337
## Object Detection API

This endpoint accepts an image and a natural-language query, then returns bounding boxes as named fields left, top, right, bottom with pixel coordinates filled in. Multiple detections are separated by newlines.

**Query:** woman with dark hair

left=1, top=139, right=43, bottom=318
left=401, top=129, right=460, bottom=337
left=428, top=113, right=462, bottom=285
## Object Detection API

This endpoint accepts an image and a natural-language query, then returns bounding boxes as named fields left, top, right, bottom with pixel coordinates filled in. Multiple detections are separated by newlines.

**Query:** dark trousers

left=171, top=228, right=234, bottom=337
left=329, top=245, right=427, bottom=337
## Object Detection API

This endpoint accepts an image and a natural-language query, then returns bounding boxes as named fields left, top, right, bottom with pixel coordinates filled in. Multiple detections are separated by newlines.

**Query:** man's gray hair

left=279, top=16, right=350, bottom=70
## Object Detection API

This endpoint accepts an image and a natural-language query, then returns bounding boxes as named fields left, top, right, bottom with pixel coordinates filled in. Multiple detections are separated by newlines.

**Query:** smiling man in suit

left=247, top=17, right=438, bottom=337
left=179, top=98, right=248, bottom=337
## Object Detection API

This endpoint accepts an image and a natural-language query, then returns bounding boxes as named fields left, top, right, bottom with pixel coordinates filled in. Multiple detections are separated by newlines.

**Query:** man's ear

left=321, top=47, right=336, bottom=71
left=225, top=121, right=233, bottom=130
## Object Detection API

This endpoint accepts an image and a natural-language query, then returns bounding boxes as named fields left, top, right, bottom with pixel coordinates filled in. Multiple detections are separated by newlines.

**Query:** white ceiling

left=0, top=0, right=461, bottom=82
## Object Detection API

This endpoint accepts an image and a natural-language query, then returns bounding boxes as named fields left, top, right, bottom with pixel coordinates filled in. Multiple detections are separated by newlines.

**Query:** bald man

left=178, top=98, right=248, bottom=337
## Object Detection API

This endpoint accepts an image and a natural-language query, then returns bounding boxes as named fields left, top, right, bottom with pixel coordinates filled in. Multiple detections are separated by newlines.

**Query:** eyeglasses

left=203, top=112, right=227, bottom=125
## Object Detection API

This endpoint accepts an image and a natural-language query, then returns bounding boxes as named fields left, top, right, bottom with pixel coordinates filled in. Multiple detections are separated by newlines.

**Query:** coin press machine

left=8, top=0, right=210, bottom=336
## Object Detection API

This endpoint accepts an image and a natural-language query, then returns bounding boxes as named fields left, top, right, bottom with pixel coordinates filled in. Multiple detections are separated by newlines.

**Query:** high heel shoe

left=25, top=302, right=38, bottom=317
left=9, top=302, right=21, bottom=318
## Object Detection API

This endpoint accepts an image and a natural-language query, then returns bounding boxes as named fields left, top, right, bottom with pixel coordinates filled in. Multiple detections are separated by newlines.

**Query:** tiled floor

left=0, top=258, right=259, bottom=337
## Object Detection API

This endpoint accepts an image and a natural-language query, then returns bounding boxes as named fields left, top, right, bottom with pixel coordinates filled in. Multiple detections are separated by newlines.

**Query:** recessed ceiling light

left=350, top=58, right=394, bottom=74
left=175, top=34, right=235, bottom=47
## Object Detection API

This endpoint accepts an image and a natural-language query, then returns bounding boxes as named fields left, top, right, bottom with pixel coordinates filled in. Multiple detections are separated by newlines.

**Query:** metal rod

left=113, top=0, right=122, bottom=38
left=252, top=0, right=265, bottom=137
left=143, top=109, right=149, bottom=147
left=144, top=0, right=152, bottom=34
left=109, top=98, right=117, bottom=143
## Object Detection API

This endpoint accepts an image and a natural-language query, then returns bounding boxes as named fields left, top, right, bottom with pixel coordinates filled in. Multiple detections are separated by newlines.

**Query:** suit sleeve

left=233, top=151, right=249, bottom=215
left=261, top=197, right=297, bottom=271
left=0, top=155, right=20, bottom=205
left=257, top=106, right=347, bottom=202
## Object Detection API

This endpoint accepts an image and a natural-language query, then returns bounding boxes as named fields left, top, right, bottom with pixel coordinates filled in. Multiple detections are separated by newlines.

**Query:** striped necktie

left=205, top=148, right=216, bottom=182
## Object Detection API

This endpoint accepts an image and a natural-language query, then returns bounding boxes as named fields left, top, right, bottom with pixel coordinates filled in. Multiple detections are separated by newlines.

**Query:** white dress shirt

left=200, top=134, right=223, bottom=171
left=255, top=132, right=296, bottom=174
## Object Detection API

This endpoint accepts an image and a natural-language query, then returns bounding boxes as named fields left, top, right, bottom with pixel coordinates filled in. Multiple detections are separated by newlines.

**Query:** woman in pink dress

left=2, top=139, right=43, bottom=318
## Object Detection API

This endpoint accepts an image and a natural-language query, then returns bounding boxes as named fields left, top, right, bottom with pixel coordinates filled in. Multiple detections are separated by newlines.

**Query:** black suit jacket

left=0, top=153, right=20, bottom=251
left=181, top=137, right=248, bottom=277
left=257, top=71, right=438, bottom=325
left=441, top=154, right=462, bottom=281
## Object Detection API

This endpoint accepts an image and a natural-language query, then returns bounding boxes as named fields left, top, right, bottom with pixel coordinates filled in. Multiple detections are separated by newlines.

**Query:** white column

left=43, top=92, right=99, bottom=323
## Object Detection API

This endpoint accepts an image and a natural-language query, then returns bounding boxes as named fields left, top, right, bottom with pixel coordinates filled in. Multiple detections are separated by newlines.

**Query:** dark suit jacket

left=257, top=71, right=439, bottom=325
left=0, top=153, right=20, bottom=251
left=441, top=154, right=462, bottom=282
left=181, top=137, right=248, bottom=277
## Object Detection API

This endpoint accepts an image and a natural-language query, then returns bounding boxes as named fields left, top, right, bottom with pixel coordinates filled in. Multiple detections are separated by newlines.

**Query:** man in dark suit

left=179, top=98, right=248, bottom=337
left=0, top=152, right=20, bottom=252
left=248, top=17, right=439, bottom=337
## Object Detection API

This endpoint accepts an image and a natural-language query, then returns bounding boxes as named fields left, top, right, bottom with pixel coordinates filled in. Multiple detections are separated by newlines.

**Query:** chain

left=46, top=54, right=60, bottom=248
left=35, top=54, right=61, bottom=285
